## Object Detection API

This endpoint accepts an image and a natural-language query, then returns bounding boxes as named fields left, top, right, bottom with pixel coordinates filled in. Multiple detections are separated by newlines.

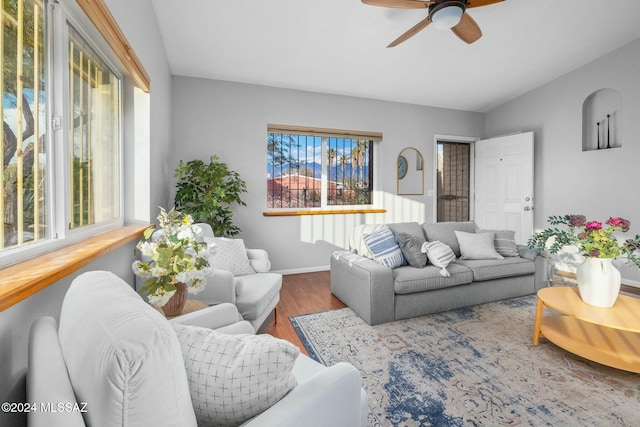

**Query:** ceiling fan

left=362, top=0, right=505, bottom=47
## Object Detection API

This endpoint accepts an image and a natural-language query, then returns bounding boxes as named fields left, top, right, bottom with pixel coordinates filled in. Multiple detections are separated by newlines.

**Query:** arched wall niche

left=582, top=88, right=622, bottom=151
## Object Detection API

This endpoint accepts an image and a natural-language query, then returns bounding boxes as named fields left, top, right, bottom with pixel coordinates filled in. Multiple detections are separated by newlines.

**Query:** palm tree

left=327, top=148, right=337, bottom=181
left=339, top=155, right=347, bottom=180
left=352, top=140, right=369, bottom=186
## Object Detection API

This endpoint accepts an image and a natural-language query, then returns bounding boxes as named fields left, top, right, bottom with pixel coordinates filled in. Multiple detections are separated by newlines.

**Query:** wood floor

left=260, top=271, right=345, bottom=356
left=260, top=271, right=640, bottom=356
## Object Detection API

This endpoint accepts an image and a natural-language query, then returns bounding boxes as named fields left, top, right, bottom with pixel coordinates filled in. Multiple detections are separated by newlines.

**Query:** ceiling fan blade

left=361, top=0, right=433, bottom=9
left=467, top=0, right=504, bottom=8
left=387, top=16, right=432, bottom=47
left=451, top=12, right=482, bottom=44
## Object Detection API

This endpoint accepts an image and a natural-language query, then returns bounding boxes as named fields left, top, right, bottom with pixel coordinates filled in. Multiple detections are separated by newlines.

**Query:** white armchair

left=135, top=223, right=282, bottom=331
left=28, top=271, right=368, bottom=427
left=191, top=224, right=282, bottom=331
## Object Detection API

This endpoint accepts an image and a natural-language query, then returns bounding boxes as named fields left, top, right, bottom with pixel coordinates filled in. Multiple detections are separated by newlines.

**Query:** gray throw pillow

left=395, top=232, right=428, bottom=268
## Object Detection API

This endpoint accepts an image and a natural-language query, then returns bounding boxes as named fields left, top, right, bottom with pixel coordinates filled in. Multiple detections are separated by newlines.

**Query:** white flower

left=188, top=280, right=205, bottom=295
left=139, top=241, right=157, bottom=258
left=151, top=265, right=169, bottom=278
left=147, top=288, right=175, bottom=308
left=132, top=261, right=151, bottom=278
left=177, top=226, right=195, bottom=241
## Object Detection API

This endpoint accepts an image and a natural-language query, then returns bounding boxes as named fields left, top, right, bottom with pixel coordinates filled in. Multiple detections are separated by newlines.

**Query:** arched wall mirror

left=397, top=147, right=424, bottom=195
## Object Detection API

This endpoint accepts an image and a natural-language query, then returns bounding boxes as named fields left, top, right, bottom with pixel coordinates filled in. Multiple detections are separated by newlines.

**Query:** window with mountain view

left=267, top=126, right=375, bottom=209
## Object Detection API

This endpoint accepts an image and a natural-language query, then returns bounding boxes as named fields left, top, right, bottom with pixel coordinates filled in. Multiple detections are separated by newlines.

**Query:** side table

left=533, top=286, right=640, bottom=373
left=157, top=299, right=208, bottom=319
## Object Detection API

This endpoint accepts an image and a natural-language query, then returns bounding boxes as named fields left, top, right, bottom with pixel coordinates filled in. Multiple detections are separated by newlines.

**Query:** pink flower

left=585, top=221, right=602, bottom=231
left=607, top=217, right=630, bottom=232
left=589, top=248, right=601, bottom=257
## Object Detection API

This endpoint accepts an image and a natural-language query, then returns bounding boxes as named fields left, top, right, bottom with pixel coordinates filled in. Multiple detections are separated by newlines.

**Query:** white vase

left=575, top=257, right=621, bottom=308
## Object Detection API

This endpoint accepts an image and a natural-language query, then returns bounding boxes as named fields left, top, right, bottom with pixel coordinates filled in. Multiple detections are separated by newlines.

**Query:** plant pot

left=162, top=282, right=187, bottom=316
left=576, top=257, right=621, bottom=308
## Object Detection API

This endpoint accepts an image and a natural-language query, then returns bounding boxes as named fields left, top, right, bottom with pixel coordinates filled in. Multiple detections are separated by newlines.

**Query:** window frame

left=266, top=124, right=383, bottom=214
left=0, top=0, right=126, bottom=268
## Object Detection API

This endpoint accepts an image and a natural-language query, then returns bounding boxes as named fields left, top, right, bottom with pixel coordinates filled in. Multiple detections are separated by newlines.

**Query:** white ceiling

left=150, top=0, right=640, bottom=113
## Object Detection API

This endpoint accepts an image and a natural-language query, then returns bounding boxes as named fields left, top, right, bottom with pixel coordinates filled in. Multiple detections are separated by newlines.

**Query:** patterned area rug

left=290, top=293, right=640, bottom=426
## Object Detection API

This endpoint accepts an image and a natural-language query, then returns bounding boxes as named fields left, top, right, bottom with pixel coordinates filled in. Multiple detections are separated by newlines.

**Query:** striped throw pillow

left=421, top=241, right=456, bottom=277
left=477, top=229, right=519, bottom=257
left=362, top=225, right=405, bottom=268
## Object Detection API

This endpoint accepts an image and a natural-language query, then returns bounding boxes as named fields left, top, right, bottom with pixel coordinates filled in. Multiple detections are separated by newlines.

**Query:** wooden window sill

left=0, top=224, right=150, bottom=312
left=263, top=209, right=386, bottom=217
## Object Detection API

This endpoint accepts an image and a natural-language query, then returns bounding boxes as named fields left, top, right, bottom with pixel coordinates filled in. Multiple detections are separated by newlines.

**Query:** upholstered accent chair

left=135, top=223, right=282, bottom=331
left=28, top=271, right=368, bottom=427
left=191, top=223, right=282, bottom=331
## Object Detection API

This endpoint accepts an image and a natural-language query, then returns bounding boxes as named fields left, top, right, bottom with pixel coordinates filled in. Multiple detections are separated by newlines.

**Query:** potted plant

left=174, top=155, right=247, bottom=237
left=528, top=214, right=640, bottom=307
left=132, top=207, right=214, bottom=315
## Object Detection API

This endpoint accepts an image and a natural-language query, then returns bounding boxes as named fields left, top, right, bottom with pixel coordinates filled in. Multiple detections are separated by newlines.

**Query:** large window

left=68, top=26, right=120, bottom=229
left=1, top=0, right=123, bottom=262
left=267, top=125, right=380, bottom=209
left=1, top=0, right=47, bottom=250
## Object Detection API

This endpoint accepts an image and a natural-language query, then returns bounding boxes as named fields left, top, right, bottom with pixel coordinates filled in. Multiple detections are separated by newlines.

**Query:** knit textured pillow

left=208, top=237, right=256, bottom=276
left=362, top=225, right=405, bottom=268
left=173, top=324, right=299, bottom=427
left=421, top=241, right=456, bottom=277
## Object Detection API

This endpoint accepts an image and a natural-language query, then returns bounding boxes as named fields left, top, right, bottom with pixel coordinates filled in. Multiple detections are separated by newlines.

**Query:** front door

left=474, top=132, right=534, bottom=244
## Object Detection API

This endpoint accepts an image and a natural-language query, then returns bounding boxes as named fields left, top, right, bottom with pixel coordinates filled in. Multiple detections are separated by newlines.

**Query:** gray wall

left=484, top=39, right=640, bottom=282
left=170, top=77, right=484, bottom=272
left=0, top=1, right=172, bottom=425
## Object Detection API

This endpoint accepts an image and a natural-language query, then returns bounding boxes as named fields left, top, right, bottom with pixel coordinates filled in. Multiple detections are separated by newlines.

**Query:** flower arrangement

left=132, top=207, right=214, bottom=307
left=528, top=214, right=640, bottom=268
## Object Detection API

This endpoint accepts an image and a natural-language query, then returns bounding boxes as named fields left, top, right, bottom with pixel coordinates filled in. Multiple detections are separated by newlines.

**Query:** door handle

left=524, top=206, right=532, bottom=211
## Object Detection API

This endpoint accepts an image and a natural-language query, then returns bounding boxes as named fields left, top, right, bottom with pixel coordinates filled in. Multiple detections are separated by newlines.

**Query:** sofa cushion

left=362, top=225, right=406, bottom=268
left=456, top=257, right=536, bottom=281
left=387, top=222, right=425, bottom=241
left=393, top=263, right=473, bottom=294
left=58, top=271, right=197, bottom=426
left=477, top=229, right=519, bottom=257
left=422, top=221, right=477, bottom=257
left=173, top=324, right=299, bottom=426
left=235, top=273, right=282, bottom=322
left=455, top=230, right=504, bottom=260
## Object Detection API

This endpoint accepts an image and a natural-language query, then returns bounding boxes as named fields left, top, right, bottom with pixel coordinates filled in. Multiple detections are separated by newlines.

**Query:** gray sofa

left=331, top=221, right=548, bottom=325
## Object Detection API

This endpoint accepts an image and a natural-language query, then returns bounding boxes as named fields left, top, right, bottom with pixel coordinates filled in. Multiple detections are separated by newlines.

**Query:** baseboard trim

left=273, top=265, right=330, bottom=276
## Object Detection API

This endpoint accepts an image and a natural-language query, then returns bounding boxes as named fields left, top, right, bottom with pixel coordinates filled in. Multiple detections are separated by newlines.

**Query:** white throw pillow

left=455, top=230, right=504, bottom=260
left=208, top=237, right=256, bottom=276
left=173, top=324, right=299, bottom=427
left=421, top=241, right=456, bottom=277
left=362, top=225, right=405, bottom=268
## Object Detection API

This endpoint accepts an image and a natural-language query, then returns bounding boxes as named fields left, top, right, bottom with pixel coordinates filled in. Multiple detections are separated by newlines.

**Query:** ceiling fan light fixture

left=430, top=2, right=465, bottom=30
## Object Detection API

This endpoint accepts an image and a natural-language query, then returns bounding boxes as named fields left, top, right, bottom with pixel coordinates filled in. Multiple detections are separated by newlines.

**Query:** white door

left=474, top=132, right=534, bottom=244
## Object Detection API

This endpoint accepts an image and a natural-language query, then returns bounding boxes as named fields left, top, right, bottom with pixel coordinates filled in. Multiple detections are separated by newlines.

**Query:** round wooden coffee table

left=533, top=286, right=640, bottom=373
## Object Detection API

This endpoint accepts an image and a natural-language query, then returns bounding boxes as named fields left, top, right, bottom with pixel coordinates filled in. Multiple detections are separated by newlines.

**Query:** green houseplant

left=174, top=155, right=247, bottom=237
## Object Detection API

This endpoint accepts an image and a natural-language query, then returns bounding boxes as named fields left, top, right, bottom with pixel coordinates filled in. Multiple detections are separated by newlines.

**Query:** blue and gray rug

left=290, top=295, right=640, bottom=426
